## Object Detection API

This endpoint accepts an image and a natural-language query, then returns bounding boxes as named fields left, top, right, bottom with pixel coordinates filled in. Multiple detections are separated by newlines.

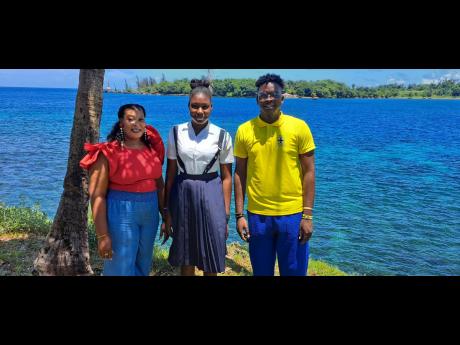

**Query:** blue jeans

left=103, top=190, right=159, bottom=276
left=248, top=211, right=309, bottom=276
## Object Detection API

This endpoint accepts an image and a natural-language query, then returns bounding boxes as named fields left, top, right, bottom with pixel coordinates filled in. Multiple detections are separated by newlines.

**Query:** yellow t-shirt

left=234, top=113, right=316, bottom=216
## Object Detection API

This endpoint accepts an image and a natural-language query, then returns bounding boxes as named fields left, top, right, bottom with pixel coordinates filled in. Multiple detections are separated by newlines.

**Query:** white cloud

left=441, top=72, right=460, bottom=81
left=422, top=71, right=460, bottom=85
left=422, top=78, right=440, bottom=85
left=387, top=78, right=406, bottom=85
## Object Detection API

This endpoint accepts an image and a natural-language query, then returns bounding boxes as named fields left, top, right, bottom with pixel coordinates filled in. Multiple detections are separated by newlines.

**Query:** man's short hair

left=255, top=74, right=285, bottom=90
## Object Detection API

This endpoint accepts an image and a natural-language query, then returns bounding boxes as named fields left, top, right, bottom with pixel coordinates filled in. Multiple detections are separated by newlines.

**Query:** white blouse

left=167, top=121, right=234, bottom=174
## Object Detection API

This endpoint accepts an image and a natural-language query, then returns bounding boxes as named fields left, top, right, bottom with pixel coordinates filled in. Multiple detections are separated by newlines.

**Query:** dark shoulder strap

left=217, top=129, right=225, bottom=150
left=203, top=129, right=225, bottom=174
left=173, top=125, right=187, bottom=174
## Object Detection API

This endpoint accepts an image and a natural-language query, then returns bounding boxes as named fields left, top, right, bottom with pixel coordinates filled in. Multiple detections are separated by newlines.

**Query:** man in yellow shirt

left=233, top=74, right=316, bottom=276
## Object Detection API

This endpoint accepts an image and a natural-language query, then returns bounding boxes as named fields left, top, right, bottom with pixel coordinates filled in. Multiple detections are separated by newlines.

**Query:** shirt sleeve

left=298, top=121, right=316, bottom=154
left=80, top=143, right=110, bottom=170
left=146, top=125, right=165, bottom=165
left=233, top=126, right=248, bottom=158
left=166, top=127, right=177, bottom=160
left=219, top=131, right=234, bottom=164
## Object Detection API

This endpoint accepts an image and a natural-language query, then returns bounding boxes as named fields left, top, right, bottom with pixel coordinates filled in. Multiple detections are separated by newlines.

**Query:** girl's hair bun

left=190, top=79, right=211, bottom=89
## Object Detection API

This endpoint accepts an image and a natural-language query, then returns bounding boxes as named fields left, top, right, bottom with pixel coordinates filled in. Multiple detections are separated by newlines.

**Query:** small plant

left=87, top=206, right=98, bottom=252
left=0, top=202, right=52, bottom=235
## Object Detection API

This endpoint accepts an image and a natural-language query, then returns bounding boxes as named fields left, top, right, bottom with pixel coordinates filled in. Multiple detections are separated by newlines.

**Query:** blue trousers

left=103, top=190, right=159, bottom=276
left=248, top=212, right=309, bottom=276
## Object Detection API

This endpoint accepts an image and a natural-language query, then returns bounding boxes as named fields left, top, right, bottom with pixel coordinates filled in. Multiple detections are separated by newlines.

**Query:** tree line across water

left=111, top=77, right=460, bottom=98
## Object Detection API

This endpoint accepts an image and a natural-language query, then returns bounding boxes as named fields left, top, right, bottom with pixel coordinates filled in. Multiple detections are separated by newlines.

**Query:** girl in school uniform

left=162, top=79, right=233, bottom=276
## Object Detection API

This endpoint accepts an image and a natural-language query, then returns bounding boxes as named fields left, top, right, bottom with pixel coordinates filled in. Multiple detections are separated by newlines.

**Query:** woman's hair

left=107, top=103, right=152, bottom=150
left=189, top=79, right=212, bottom=100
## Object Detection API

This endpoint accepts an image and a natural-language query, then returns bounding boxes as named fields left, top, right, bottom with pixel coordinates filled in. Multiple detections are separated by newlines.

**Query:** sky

left=0, top=69, right=460, bottom=89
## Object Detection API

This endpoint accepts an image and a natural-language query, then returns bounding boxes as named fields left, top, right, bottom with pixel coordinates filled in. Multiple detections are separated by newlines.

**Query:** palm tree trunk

left=33, top=69, right=105, bottom=275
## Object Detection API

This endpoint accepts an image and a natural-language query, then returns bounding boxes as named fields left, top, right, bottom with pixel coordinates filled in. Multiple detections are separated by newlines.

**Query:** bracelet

left=301, top=214, right=313, bottom=220
left=235, top=213, right=245, bottom=220
left=303, top=207, right=313, bottom=210
left=97, top=233, right=108, bottom=240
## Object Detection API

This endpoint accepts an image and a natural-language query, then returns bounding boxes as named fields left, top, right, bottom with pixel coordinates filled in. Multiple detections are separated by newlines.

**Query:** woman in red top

left=80, top=104, right=165, bottom=276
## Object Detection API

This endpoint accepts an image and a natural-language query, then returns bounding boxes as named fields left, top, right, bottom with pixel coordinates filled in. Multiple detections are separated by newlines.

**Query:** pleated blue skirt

left=168, top=173, right=227, bottom=273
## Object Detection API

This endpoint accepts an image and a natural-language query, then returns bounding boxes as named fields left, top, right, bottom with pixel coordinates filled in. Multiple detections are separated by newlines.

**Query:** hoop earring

left=120, top=127, right=125, bottom=149
left=144, top=130, right=148, bottom=143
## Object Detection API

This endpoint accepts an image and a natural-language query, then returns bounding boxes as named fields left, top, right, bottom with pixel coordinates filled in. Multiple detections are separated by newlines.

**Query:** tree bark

left=33, top=69, right=105, bottom=275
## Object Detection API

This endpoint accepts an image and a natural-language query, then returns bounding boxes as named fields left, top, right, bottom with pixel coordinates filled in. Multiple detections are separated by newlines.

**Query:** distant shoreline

left=103, top=90, right=460, bottom=100
left=1, top=86, right=458, bottom=100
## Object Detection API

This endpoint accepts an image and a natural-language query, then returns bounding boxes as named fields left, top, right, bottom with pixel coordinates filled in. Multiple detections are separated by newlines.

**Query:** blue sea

left=1, top=87, right=459, bottom=275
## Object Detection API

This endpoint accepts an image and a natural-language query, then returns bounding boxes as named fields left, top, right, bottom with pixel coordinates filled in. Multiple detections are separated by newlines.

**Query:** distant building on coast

left=104, top=80, right=112, bottom=93
left=282, top=93, right=299, bottom=99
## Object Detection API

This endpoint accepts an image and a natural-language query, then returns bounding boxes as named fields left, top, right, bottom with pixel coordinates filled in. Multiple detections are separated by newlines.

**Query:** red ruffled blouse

left=80, top=125, right=165, bottom=193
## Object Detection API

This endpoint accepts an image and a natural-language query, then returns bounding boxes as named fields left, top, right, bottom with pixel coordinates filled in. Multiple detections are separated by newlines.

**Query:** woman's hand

left=159, top=213, right=173, bottom=245
left=97, top=235, right=113, bottom=259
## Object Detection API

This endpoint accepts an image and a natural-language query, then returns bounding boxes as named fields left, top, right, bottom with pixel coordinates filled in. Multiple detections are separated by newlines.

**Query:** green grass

left=0, top=202, right=349, bottom=276
left=0, top=232, right=46, bottom=275
left=150, top=242, right=348, bottom=276
left=0, top=202, right=52, bottom=235
left=308, top=259, right=348, bottom=276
